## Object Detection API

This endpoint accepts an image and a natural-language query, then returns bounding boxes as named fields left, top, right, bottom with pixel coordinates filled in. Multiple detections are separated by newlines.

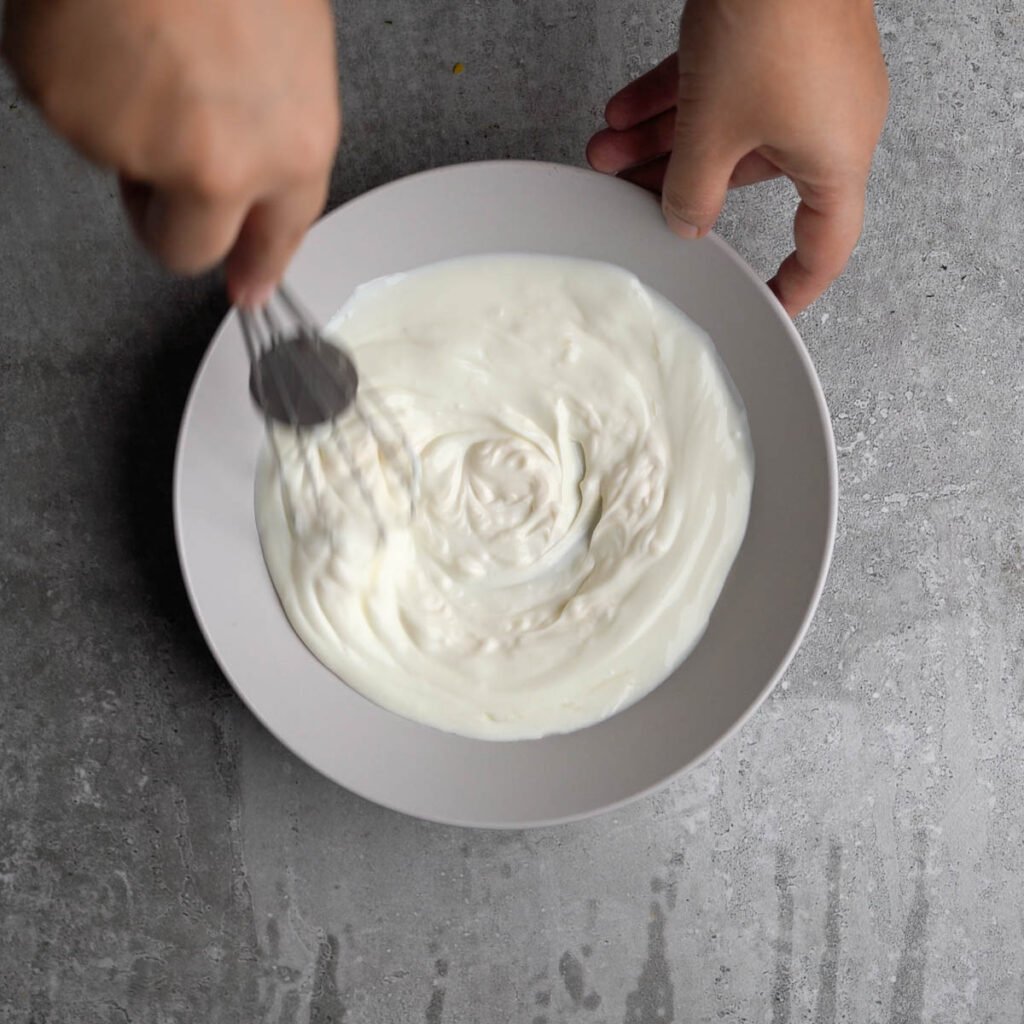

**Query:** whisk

left=239, top=284, right=419, bottom=538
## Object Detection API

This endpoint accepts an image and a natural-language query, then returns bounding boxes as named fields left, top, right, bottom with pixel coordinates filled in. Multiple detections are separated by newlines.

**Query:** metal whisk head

left=240, top=284, right=419, bottom=539
left=241, top=284, right=358, bottom=427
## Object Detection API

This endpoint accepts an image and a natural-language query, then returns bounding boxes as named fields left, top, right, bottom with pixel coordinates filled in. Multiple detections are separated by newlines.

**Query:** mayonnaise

left=255, top=255, right=753, bottom=740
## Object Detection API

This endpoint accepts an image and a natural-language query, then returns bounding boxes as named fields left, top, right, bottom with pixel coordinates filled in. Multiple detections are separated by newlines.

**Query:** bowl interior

left=174, top=161, right=836, bottom=828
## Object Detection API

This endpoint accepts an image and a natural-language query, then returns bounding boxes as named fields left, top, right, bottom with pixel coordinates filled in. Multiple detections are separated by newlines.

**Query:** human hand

left=586, top=0, right=889, bottom=315
left=2, top=0, right=340, bottom=306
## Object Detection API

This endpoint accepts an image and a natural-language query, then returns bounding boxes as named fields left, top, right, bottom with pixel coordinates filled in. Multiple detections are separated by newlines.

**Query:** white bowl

left=174, top=161, right=837, bottom=828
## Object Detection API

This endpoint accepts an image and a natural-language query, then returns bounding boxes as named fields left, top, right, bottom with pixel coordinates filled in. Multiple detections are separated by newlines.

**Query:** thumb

left=661, top=90, right=738, bottom=240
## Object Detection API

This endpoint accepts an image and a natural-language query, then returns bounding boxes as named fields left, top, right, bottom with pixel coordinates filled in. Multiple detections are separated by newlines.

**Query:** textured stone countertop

left=2, top=0, right=1023, bottom=1021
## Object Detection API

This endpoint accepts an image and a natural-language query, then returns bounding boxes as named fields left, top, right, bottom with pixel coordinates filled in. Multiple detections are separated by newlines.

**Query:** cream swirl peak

left=255, top=255, right=754, bottom=740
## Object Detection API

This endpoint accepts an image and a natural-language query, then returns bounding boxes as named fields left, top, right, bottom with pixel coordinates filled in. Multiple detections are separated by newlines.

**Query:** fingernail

left=663, top=205, right=701, bottom=240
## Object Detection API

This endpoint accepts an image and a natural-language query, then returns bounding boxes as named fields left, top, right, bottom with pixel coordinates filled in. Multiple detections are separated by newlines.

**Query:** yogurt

left=255, top=255, right=754, bottom=740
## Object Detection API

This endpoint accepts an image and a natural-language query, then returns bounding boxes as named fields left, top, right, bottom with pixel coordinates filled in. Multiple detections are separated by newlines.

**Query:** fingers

left=620, top=156, right=669, bottom=193
left=658, top=33, right=754, bottom=241
left=618, top=151, right=782, bottom=196
left=224, top=176, right=329, bottom=306
left=587, top=109, right=675, bottom=174
left=612, top=137, right=861, bottom=314
left=120, top=175, right=326, bottom=303
left=124, top=182, right=248, bottom=276
left=661, top=113, right=742, bottom=239
left=604, top=54, right=678, bottom=131
left=591, top=50, right=753, bottom=234
left=121, top=136, right=333, bottom=303
left=768, top=180, right=865, bottom=315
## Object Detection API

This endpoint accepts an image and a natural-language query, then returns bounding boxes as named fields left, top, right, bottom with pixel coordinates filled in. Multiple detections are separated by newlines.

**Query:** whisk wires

left=240, top=284, right=419, bottom=543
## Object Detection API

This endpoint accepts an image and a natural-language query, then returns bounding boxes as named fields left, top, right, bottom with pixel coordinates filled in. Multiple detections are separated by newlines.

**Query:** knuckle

left=188, top=158, right=244, bottom=203
left=176, top=111, right=246, bottom=201
left=285, top=113, right=340, bottom=180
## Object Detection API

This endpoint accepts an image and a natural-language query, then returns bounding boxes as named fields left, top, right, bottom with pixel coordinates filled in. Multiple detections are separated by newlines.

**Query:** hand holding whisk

left=240, top=284, right=419, bottom=541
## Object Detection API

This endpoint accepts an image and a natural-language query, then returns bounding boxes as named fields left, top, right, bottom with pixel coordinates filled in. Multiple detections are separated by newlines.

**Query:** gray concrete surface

left=2, top=0, right=1023, bottom=1020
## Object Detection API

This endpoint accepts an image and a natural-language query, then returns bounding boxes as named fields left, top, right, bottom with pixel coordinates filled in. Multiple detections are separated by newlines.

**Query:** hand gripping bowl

left=174, top=161, right=837, bottom=828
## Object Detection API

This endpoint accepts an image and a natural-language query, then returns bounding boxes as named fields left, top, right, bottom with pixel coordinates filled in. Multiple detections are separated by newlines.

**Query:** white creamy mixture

left=255, top=255, right=753, bottom=740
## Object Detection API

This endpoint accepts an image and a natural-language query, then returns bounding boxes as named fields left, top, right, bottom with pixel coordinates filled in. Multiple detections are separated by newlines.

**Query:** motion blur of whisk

left=240, top=285, right=419, bottom=546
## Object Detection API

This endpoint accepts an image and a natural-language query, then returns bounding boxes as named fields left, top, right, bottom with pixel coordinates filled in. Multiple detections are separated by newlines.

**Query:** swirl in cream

left=255, top=255, right=753, bottom=740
